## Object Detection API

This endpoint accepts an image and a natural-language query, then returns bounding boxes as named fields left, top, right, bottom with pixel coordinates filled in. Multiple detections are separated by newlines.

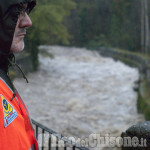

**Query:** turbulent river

left=14, top=46, right=144, bottom=149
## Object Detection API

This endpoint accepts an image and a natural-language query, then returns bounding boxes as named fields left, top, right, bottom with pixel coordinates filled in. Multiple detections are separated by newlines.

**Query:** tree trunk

left=141, top=0, right=150, bottom=54
left=141, top=0, right=145, bottom=53
left=144, top=0, right=149, bottom=54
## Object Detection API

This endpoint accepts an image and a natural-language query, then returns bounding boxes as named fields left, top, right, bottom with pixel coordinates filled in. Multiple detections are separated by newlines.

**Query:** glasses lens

left=19, top=4, right=29, bottom=19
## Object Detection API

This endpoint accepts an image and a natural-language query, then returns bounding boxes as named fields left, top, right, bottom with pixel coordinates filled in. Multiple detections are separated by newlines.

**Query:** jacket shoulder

left=0, top=69, right=13, bottom=91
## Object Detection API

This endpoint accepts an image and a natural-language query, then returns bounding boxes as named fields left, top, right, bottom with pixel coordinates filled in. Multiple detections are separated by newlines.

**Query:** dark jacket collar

left=0, top=69, right=14, bottom=90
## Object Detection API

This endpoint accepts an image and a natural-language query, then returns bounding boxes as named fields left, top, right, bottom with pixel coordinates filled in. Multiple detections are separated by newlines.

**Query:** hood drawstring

left=8, top=54, right=28, bottom=83
left=11, top=93, right=16, bottom=101
left=8, top=54, right=28, bottom=101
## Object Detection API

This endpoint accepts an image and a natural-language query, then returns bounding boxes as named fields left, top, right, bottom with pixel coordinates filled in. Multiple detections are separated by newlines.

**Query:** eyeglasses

left=19, top=9, right=30, bottom=20
left=19, top=3, right=29, bottom=19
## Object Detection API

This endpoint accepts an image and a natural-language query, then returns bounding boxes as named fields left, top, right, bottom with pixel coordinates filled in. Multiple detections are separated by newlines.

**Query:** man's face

left=10, top=4, right=32, bottom=53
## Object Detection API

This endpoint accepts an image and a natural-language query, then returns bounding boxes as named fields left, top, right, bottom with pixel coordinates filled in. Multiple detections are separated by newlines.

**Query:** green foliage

left=25, top=0, right=146, bottom=70
left=86, top=34, right=110, bottom=49
left=39, top=49, right=54, bottom=59
left=109, top=0, right=141, bottom=51
left=138, top=80, right=150, bottom=120
left=66, top=0, right=141, bottom=51
left=26, top=0, right=76, bottom=70
left=8, top=70, right=17, bottom=80
left=28, top=0, right=76, bottom=45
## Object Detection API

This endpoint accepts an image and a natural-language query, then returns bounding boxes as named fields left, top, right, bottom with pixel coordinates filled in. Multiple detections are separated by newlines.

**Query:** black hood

left=0, top=0, right=36, bottom=72
left=0, top=0, right=36, bottom=54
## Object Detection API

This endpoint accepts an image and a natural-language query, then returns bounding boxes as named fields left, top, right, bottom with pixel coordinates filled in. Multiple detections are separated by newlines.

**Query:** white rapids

left=14, top=46, right=144, bottom=149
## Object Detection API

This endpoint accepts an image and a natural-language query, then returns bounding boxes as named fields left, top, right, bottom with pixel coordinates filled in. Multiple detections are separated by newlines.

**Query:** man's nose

left=19, top=13, right=32, bottom=28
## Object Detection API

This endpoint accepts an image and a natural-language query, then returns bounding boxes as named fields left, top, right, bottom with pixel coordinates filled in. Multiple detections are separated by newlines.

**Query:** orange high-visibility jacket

left=0, top=77, right=38, bottom=150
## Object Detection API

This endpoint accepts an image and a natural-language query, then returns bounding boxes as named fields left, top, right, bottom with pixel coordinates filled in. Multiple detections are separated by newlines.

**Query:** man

left=0, top=0, right=38, bottom=149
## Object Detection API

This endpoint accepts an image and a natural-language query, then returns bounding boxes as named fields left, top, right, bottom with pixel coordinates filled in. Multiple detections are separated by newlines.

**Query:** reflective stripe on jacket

left=0, top=78, right=38, bottom=150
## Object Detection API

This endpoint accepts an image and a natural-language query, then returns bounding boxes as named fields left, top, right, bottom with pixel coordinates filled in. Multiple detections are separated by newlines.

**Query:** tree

left=25, top=0, right=76, bottom=70
left=141, top=0, right=150, bottom=54
left=28, top=0, right=76, bottom=45
left=67, top=0, right=142, bottom=51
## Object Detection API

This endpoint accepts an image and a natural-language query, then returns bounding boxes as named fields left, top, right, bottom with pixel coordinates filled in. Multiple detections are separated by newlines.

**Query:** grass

left=137, top=79, right=150, bottom=120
